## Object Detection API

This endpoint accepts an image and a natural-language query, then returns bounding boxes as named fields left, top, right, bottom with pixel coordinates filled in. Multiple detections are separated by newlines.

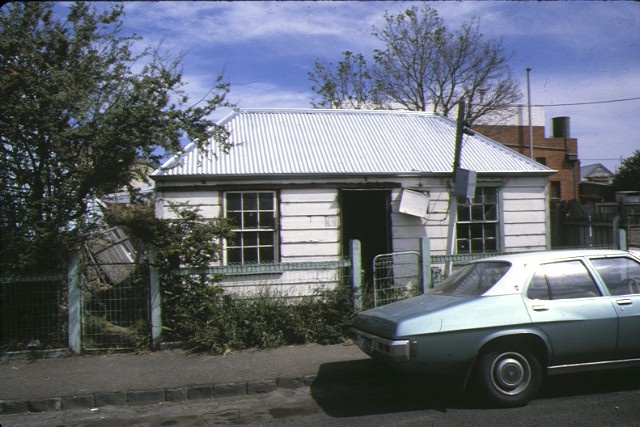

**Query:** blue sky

left=64, top=1, right=639, bottom=173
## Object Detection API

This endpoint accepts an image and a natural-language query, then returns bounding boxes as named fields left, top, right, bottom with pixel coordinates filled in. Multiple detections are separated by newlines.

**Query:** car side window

left=590, top=257, right=640, bottom=296
left=527, top=260, right=601, bottom=300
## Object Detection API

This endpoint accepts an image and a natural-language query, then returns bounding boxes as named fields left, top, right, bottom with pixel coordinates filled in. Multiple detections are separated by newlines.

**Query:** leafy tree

left=309, top=5, right=521, bottom=125
left=309, top=51, right=386, bottom=110
left=613, top=150, right=640, bottom=191
left=0, top=2, right=231, bottom=272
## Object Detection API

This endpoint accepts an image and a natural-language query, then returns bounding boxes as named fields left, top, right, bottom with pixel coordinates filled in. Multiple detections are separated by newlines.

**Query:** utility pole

left=445, top=100, right=466, bottom=275
left=526, top=67, right=533, bottom=159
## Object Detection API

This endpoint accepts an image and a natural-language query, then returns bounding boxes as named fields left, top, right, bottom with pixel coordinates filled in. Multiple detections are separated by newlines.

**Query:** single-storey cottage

left=152, top=108, right=554, bottom=292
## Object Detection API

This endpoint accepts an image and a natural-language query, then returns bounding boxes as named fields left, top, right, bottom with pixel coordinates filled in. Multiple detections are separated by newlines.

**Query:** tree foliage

left=308, top=5, right=521, bottom=124
left=0, top=2, right=231, bottom=272
left=613, top=150, right=640, bottom=191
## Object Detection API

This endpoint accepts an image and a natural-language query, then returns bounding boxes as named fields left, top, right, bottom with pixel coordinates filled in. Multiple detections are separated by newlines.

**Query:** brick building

left=473, top=107, right=579, bottom=201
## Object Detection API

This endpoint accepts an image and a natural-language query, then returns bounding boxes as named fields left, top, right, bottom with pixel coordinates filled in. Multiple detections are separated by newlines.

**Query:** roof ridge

left=231, top=107, right=438, bottom=117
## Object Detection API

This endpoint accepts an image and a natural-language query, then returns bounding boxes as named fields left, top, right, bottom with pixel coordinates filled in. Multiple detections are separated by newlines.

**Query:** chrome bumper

left=351, top=328, right=412, bottom=363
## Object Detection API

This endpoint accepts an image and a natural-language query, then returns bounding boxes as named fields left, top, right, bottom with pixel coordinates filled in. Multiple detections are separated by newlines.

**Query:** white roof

left=153, top=108, right=554, bottom=178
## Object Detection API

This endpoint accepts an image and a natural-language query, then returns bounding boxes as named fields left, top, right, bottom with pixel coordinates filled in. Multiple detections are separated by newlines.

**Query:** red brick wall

left=473, top=124, right=580, bottom=201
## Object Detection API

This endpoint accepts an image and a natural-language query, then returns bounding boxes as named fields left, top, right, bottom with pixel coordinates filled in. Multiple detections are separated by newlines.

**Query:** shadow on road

left=310, top=358, right=477, bottom=417
left=310, top=358, right=640, bottom=418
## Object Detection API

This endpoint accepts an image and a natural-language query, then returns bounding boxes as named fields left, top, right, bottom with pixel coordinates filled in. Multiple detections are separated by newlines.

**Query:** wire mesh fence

left=81, top=262, right=149, bottom=352
left=372, top=251, right=421, bottom=307
left=0, top=273, right=68, bottom=352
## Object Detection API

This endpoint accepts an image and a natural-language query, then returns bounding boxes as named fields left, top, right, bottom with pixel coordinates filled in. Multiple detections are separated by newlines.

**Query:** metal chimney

left=552, top=116, right=570, bottom=138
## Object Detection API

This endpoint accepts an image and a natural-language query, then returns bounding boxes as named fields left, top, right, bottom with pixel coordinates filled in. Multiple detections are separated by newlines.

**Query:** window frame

left=455, top=185, right=502, bottom=254
left=223, top=190, right=279, bottom=265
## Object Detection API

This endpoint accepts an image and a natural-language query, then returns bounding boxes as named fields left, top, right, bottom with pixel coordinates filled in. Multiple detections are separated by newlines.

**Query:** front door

left=340, top=189, right=392, bottom=287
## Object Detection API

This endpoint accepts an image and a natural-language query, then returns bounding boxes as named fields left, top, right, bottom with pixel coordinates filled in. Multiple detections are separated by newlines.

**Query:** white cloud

left=78, top=1, right=640, bottom=171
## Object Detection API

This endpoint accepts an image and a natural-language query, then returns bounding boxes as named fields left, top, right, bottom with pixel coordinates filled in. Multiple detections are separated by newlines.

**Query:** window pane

left=243, top=231, right=257, bottom=246
left=227, top=211, right=242, bottom=228
left=259, top=192, right=274, bottom=210
left=243, top=211, right=258, bottom=228
left=244, top=247, right=258, bottom=263
left=259, top=231, right=274, bottom=246
left=457, top=224, right=470, bottom=239
left=227, top=248, right=242, bottom=264
left=227, top=193, right=241, bottom=211
left=471, top=239, right=484, bottom=252
left=458, top=205, right=470, bottom=221
left=230, top=232, right=242, bottom=247
left=259, top=212, right=274, bottom=229
left=485, top=239, right=497, bottom=252
left=484, top=205, right=497, bottom=221
left=484, top=223, right=496, bottom=238
left=457, top=240, right=470, bottom=253
left=471, top=205, right=484, bottom=221
left=484, top=189, right=497, bottom=204
left=259, top=247, right=274, bottom=262
left=243, top=193, right=258, bottom=210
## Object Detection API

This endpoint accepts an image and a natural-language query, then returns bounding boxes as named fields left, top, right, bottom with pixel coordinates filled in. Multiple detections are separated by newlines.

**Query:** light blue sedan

left=351, top=249, right=640, bottom=407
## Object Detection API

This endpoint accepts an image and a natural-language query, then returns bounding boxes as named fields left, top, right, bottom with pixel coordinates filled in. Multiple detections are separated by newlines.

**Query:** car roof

left=476, top=249, right=632, bottom=265
left=469, top=249, right=637, bottom=296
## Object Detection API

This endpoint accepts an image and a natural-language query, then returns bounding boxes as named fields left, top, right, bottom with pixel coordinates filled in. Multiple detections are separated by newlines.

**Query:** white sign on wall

left=399, top=189, right=430, bottom=218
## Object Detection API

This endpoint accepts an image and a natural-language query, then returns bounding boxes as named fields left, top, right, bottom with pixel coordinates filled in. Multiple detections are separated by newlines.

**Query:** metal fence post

left=619, top=229, right=628, bottom=250
left=350, top=239, right=363, bottom=312
left=420, top=237, right=431, bottom=292
left=67, top=252, right=82, bottom=354
left=149, top=248, right=162, bottom=350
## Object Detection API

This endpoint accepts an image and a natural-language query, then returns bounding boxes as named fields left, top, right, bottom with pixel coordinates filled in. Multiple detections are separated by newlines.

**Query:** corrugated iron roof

left=152, top=108, right=553, bottom=178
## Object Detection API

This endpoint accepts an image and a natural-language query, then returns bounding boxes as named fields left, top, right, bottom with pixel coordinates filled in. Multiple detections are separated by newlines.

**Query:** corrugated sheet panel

left=153, top=109, right=552, bottom=177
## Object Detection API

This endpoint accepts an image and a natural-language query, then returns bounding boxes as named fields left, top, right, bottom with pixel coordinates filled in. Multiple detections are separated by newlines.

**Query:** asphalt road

left=3, top=361, right=640, bottom=426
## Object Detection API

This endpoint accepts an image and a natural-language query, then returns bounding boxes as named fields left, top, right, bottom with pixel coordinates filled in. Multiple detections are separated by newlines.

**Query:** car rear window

left=428, top=261, right=511, bottom=296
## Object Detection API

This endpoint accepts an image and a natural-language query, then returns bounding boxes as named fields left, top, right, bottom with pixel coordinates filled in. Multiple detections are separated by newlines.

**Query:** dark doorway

left=340, top=189, right=392, bottom=288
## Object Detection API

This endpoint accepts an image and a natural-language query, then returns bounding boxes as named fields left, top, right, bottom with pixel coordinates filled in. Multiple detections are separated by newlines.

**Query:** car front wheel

left=475, top=349, right=542, bottom=407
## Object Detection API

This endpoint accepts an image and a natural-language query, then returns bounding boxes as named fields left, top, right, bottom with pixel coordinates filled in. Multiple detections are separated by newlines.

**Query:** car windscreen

left=427, top=261, right=512, bottom=296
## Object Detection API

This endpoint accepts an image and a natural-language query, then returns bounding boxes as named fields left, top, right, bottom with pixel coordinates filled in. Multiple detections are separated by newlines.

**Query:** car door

left=524, top=259, right=618, bottom=365
left=589, top=255, right=640, bottom=359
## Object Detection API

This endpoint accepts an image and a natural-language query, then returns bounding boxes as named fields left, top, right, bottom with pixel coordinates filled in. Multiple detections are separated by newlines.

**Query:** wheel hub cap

left=491, top=353, right=531, bottom=395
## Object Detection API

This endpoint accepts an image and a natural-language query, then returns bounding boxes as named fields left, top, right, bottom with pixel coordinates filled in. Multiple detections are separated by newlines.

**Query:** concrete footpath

left=0, top=343, right=367, bottom=414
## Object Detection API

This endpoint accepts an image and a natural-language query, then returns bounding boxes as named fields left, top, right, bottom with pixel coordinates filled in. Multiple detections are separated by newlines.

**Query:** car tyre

left=474, top=349, right=542, bottom=408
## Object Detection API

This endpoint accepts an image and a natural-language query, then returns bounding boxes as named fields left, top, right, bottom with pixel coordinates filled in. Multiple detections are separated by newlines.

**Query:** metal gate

left=373, top=251, right=422, bottom=307
left=81, top=261, right=150, bottom=352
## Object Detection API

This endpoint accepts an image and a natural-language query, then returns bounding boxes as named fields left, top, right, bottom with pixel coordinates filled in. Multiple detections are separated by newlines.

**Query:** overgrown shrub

left=108, top=201, right=355, bottom=354
left=164, top=282, right=354, bottom=354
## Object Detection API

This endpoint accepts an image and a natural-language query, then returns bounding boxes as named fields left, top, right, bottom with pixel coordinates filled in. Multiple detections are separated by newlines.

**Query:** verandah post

left=350, top=239, right=363, bottom=312
left=420, top=237, right=431, bottom=292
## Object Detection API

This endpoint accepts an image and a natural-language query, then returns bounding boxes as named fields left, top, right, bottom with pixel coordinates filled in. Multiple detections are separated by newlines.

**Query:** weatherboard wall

left=154, top=174, right=549, bottom=295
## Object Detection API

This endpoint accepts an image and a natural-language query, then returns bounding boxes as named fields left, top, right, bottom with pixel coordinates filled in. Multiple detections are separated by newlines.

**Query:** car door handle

left=532, top=305, right=549, bottom=311
left=616, top=299, right=633, bottom=306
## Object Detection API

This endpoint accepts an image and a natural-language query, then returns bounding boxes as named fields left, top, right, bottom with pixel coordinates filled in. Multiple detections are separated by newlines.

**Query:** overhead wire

left=531, top=96, right=640, bottom=107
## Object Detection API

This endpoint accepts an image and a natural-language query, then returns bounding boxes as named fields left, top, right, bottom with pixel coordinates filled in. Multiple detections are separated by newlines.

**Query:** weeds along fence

left=0, top=254, right=356, bottom=356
